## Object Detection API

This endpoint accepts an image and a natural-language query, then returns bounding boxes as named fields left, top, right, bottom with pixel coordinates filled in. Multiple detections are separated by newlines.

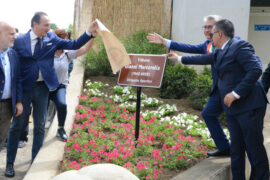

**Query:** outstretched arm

left=167, top=51, right=214, bottom=65
left=75, top=38, right=94, bottom=58
left=147, top=32, right=207, bottom=54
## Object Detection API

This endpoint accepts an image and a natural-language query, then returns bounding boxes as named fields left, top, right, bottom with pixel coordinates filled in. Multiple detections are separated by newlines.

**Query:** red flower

left=91, top=98, right=99, bottom=102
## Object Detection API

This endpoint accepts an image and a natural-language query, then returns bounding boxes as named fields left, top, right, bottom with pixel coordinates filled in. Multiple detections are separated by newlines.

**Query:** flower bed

left=61, top=80, right=229, bottom=179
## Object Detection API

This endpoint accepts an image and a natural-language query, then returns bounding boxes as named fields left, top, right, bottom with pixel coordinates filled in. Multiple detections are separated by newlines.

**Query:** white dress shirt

left=1, top=49, right=11, bottom=99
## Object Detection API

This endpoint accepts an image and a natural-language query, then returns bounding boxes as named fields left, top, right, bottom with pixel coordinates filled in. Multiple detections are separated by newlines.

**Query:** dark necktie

left=33, top=38, right=41, bottom=58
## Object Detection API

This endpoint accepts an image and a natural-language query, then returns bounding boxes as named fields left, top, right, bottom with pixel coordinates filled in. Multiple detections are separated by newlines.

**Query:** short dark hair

left=214, top=19, right=234, bottom=38
left=31, top=12, right=48, bottom=28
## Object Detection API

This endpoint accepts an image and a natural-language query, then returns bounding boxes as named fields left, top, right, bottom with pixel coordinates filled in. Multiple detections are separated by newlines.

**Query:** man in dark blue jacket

left=147, top=15, right=231, bottom=157
left=5, top=12, right=98, bottom=178
left=0, top=22, right=23, bottom=150
left=169, top=19, right=269, bottom=180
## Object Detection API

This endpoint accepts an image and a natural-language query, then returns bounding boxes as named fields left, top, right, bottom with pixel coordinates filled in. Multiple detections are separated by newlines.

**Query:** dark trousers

left=202, top=90, right=230, bottom=151
left=49, top=84, right=67, bottom=127
left=227, top=106, right=269, bottom=180
left=0, top=99, right=12, bottom=148
left=7, top=82, right=49, bottom=163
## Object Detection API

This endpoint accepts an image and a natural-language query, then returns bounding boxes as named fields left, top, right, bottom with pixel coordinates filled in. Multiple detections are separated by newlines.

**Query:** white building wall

left=248, top=7, right=270, bottom=70
left=172, top=0, right=251, bottom=54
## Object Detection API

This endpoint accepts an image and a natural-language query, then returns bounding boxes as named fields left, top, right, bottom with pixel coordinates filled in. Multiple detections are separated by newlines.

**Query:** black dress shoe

left=5, top=163, right=15, bottom=178
left=207, top=149, right=230, bottom=157
left=56, top=128, right=68, bottom=141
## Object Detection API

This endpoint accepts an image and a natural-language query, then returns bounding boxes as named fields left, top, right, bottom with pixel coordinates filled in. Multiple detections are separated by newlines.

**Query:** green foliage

left=188, top=73, right=212, bottom=110
left=160, top=64, right=197, bottom=98
left=82, top=37, right=114, bottom=77
left=201, top=66, right=212, bottom=77
left=50, top=23, right=58, bottom=30
left=67, top=24, right=73, bottom=39
left=123, top=30, right=167, bottom=54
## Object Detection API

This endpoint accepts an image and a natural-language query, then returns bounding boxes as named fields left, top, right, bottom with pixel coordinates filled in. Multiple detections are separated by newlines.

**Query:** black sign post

left=118, top=54, right=166, bottom=146
left=135, top=87, right=142, bottom=143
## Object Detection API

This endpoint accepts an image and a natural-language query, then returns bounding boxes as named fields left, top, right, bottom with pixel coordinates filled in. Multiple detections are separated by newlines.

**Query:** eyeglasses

left=202, top=25, right=213, bottom=30
left=209, top=31, right=219, bottom=38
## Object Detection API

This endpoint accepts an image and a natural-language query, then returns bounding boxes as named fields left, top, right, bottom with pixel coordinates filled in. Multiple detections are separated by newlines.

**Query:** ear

left=218, top=31, right=223, bottom=38
left=33, top=21, right=38, bottom=27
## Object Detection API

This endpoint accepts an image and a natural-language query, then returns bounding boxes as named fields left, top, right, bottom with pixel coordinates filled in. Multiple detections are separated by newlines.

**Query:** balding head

left=0, top=21, right=16, bottom=52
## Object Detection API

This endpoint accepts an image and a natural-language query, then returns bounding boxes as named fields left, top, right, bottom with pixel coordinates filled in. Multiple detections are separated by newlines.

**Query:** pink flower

left=101, top=134, right=106, bottom=139
left=73, top=143, right=81, bottom=150
left=146, top=175, right=151, bottom=179
left=75, top=164, right=80, bottom=170
left=163, top=144, right=167, bottom=150
left=91, top=98, right=99, bottom=102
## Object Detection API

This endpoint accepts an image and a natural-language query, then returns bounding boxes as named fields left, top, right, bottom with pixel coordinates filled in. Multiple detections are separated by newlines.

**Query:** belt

left=0, top=98, right=11, bottom=103
left=35, top=81, right=45, bottom=86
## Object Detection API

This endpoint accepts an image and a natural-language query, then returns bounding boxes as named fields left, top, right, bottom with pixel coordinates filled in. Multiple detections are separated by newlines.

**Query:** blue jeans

left=49, top=85, right=67, bottom=127
left=202, top=90, right=230, bottom=151
left=7, top=82, right=49, bottom=163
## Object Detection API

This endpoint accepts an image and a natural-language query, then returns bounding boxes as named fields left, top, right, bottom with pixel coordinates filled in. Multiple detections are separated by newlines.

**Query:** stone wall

left=73, top=0, right=172, bottom=39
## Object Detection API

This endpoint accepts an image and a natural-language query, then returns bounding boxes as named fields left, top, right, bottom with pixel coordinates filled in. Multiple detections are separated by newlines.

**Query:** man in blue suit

left=5, top=12, right=98, bottom=177
left=0, top=21, right=23, bottom=149
left=147, top=15, right=231, bottom=156
left=169, top=19, right=269, bottom=180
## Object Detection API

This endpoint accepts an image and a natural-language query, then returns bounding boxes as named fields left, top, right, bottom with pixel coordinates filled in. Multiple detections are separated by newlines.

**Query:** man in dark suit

left=5, top=12, right=98, bottom=177
left=0, top=21, right=23, bottom=149
left=262, top=63, right=270, bottom=93
left=147, top=15, right=231, bottom=157
left=168, top=19, right=269, bottom=180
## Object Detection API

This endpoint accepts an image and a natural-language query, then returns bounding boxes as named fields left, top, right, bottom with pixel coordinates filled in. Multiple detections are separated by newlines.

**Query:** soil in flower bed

left=61, top=75, right=212, bottom=180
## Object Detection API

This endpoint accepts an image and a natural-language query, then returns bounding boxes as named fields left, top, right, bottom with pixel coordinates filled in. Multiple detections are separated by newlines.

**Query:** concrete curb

left=23, top=58, right=85, bottom=180
left=23, top=58, right=270, bottom=180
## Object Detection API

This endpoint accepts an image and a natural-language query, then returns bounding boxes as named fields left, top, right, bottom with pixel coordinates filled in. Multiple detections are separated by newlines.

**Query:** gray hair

left=203, top=15, right=222, bottom=22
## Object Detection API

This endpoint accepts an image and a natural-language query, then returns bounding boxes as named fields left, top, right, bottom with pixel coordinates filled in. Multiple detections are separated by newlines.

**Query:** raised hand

left=147, top=32, right=166, bottom=45
left=88, top=20, right=98, bottom=37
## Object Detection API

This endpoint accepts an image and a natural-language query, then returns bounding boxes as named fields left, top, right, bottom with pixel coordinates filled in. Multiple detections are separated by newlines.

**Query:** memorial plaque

left=118, top=54, right=166, bottom=88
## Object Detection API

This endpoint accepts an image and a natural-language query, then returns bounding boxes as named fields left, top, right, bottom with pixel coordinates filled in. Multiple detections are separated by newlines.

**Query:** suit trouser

left=202, top=90, right=230, bottom=151
left=7, top=82, right=49, bottom=163
left=0, top=99, right=12, bottom=148
left=227, top=106, right=269, bottom=180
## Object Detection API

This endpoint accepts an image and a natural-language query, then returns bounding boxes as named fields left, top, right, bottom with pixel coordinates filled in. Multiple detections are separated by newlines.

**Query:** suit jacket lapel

left=24, top=31, right=32, bottom=56
left=215, top=39, right=233, bottom=68
left=7, top=51, right=14, bottom=79
left=0, top=59, right=4, bottom=75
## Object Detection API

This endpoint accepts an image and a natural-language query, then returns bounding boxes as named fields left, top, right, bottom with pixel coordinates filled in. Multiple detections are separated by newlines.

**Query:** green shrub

left=123, top=30, right=167, bottom=54
left=188, top=73, right=212, bottom=110
left=201, top=66, right=212, bottom=77
left=82, top=37, right=114, bottom=77
left=160, top=64, right=197, bottom=98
